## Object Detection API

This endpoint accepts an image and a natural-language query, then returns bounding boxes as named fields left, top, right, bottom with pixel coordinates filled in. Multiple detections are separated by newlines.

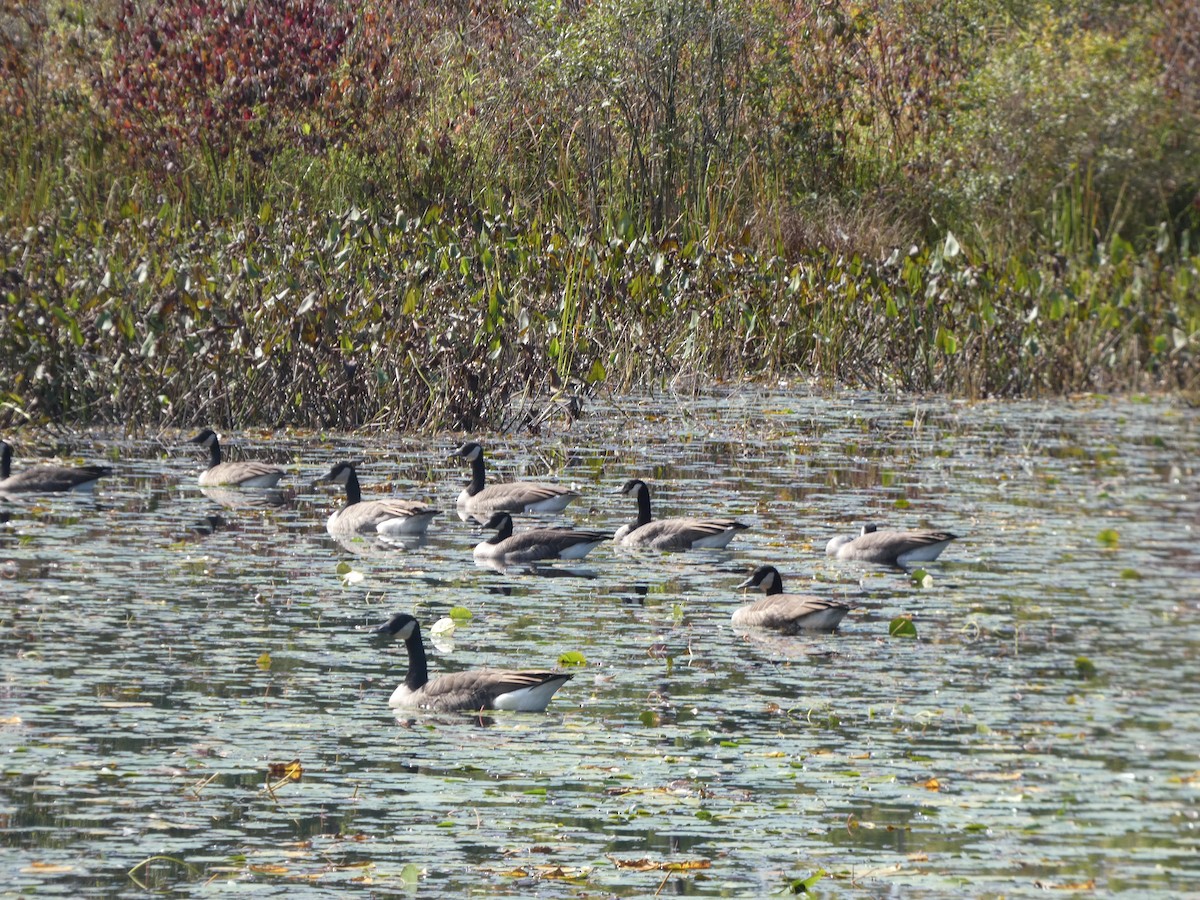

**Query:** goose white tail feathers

left=375, top=613, right=572, bottom=712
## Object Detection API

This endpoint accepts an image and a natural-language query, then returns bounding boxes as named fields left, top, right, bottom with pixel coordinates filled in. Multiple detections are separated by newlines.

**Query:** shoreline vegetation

left=2, top=0, right=1197, bottom=430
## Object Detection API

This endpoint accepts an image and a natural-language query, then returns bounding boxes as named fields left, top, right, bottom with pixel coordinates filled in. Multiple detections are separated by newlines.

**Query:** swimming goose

left=825, top=524, right=958, bottom=567
left=321, top=461, right=440, bottom=537
left=473, top=511, right=609, bottom=564
left=375, top=613, right=573, bottom=711
left=0, top=440, right=112, bottom=493
left=188, top=429, right=284, bottom=487
left=454, top=441, right=578, bottom=520
left=613, top=478, right=750, bottom=551
left=734, top=565, right=851, bottom=634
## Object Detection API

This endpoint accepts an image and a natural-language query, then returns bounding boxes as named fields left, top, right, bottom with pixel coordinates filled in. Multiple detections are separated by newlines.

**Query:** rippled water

left=2, top=388, right=1198, bottom=896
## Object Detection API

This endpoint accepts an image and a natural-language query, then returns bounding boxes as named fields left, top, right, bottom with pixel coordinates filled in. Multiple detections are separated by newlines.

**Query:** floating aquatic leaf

left=910, top=568, right=932, bottom=587
left=430, top=617, right=456, bottom=636
left=400, top=863, right=420, bottom=885
left=889, top=617, right=918, bottom=638
left=267, top=759, right=303, bottom=781
left=335, top=561, right=351, bottom=575
left=893, top=497, right=911, bottom=509
left=1119, top=567, right=1140, bottom=579
left=1097, top=528, right=1119, bottom=548
left=922, top=777, right=941, bottom=791
left=639, top=710, right=661, bottom=727
left=1075, top=656, right=1098, bottom=679
left=448, top=606, right=473, bottom=622
left=608, top=856, right=711, bottom=872
left=257, top=652, right=272, bottom=670
left=558, top=650, right=587, bottom=667
left=786, top=869, right=826, bottom=893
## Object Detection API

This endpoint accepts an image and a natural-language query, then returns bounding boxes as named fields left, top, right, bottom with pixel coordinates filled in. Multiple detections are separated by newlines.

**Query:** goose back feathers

left=376, top=613, right=572, bottom=712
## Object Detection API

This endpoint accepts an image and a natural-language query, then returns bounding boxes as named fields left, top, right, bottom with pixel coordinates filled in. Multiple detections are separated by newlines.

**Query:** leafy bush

left=933, top=6, right=1199, bottom=250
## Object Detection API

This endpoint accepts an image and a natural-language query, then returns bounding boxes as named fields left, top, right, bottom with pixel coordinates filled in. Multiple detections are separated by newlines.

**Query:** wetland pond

left=1, top=387, right=1198, bottom=897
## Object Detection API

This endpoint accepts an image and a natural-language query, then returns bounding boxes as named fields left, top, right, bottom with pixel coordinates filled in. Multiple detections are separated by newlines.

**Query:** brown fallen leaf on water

left=607, top=856, right=711, bottom=872
left=1033, top=879, right=1096, bottom=891
left=922, top=777, right=941, bottom=791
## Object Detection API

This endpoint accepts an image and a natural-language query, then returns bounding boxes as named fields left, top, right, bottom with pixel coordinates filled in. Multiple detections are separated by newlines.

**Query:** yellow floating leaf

left=248, top=864, right=290, bottom=875
left=923, top=777, right=941, bottom=791
left=21, top=862, right=75, bottom=874
left=267, top=759, right=303, bottom=781
left=608, top=856, right=710, bottom=872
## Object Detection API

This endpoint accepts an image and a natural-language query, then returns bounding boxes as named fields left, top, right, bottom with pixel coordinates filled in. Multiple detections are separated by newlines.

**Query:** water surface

left=1, top=387, right=1197, bottom=896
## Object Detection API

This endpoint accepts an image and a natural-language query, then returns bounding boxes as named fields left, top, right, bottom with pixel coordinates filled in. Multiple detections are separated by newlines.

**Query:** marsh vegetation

left=2, top=0, right=1198, bottom=429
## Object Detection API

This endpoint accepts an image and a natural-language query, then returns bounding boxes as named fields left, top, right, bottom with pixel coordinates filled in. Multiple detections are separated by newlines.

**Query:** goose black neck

left=634, top=483, right=652, bottom=526
left=466, top=454, right=486, bottom=497
left=206, top=439, right=222, bottom=470
left=403, top=623, right=429, bottom=691
left=343, top=468, right=362, bottom=506
left=0, top=442, right=10, bottom=479
left=486, top=514, right=514, bottom=545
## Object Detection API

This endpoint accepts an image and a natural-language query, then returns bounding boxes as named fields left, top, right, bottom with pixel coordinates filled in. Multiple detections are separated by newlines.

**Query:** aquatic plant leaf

left=889, top=617, right=918, bottom=638
left=448, top=606, right=473, bottom=622
left=1097, top=529, right=1119, bottom=548
left=267, top=759, right=303, bottom=781
left=400, top=863, right=420, bottom=885
left=558, top=650, right=586, bottom=666
left=430, top=617, right=456, bottom=636
left=257, top=652, right=272, bottom=670
left=1075, top=657, right=1098, bottom=679
left=786, top=869, right=826, bottom=893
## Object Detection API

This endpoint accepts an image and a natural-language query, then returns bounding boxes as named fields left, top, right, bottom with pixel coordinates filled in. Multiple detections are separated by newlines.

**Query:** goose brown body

left=613, top=479, right=749, bottom=551
left=825, top=525, right=958, bottom=567
left=189, top=429, right=284, bottom=488
left=474, top=511, right=609, bottom=563
left=454, top=442, right=578, bottom=520
left=733, top=565, right=851, bottom=634
left=376, top=613, right=572, bottom=712
left=0, top=440, right=112, bottom=493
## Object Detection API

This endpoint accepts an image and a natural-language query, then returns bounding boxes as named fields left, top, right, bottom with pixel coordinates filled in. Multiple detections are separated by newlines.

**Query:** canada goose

left=0, top=440, right=112, bottom=493
left=613, top=478, right=750, bottom=551
left=453, top=441, right=578, bottom=520
left=188, top=429, right=284, bottom=487
left=375, top=613, right=573, bottom=711
left=474, top=511, right=609, bottom=563
left=825, top=524, right=958, bottom=567
left=734, top=565, right=851, bottom=634
left=321, top=461, right=440, bottom=537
